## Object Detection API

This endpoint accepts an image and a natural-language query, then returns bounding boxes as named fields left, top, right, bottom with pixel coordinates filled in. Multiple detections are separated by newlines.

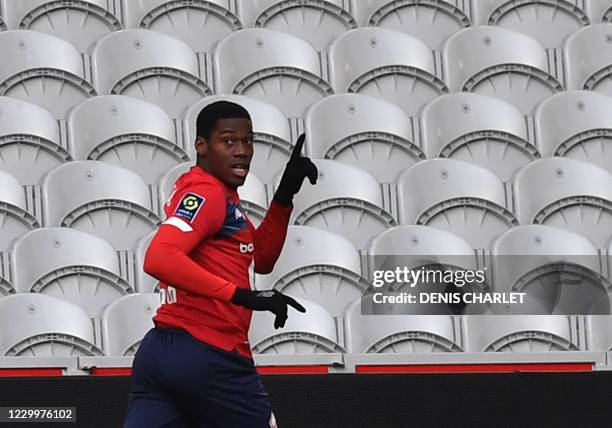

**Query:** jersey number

left=160, top=286, right=177, bottom=305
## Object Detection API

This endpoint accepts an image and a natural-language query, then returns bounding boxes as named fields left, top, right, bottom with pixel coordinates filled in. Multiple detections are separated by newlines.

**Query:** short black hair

left=196, top=101, right=251, bottom=140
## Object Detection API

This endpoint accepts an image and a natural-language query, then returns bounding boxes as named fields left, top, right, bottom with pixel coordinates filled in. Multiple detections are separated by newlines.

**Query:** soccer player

left=123, top=101, right=318, bottom=428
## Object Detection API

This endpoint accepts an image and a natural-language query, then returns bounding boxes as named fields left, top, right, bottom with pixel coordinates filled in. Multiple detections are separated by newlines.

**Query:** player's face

left=198, top=118, right=254, bottom=189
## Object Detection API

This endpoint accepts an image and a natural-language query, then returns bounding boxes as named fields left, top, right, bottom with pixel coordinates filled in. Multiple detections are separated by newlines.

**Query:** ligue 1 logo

left=182, top=195, right=200, bottom=211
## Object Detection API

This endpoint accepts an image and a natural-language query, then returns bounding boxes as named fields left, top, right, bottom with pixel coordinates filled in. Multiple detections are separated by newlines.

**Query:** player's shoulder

left=164, top=166, right=227, bottom=218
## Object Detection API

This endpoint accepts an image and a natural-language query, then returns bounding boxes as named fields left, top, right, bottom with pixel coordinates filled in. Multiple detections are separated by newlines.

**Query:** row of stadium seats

left=1, top=154, right=611, bottom=252
left=3, top=291, right=612, bottom=359
left=0, top=224, right=610, bottom=320
left=0, top=0, right=611, bottom=53
left=3, top=89, right=612, bottom=188
left=1, top=24, right=612, bottom=121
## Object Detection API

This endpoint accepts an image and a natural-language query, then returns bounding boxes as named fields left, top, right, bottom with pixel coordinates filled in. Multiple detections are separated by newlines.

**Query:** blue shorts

left=123, top=327, right=274, bottom=428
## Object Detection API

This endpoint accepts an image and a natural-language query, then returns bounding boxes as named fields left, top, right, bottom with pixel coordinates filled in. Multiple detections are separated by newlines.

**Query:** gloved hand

left=273, top=134, right=318, bottom=207
left=231, top=288, right=306, bottom=329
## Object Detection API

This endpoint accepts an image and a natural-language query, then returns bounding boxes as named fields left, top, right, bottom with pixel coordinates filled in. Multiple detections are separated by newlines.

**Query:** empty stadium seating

left=121, top=0, right=241, bottom=53
left=41, top=161, right=160, bottom=250
left=249, top=298, right=343, bottom=355
left=101, top=293, right=160, bottom=356
left=462, top=315, right=579, bottom=352
left=0, top=30, right=96, bottom=119
left=67, top=95, right=188, bottom=184
left=238, top=0, right=357, bottom=51
left=0, top=293, right=102, bottom=357
left=351, top=0, right=471, bottom=50
left=0, top=0, right=121, bottom=53
left=367, top=225, right=481, bottom=302
left=285, top=159, right=396, bottom=250
left=513, top=157, right=612, bottom=248
left=91, top=29, right=211, bottom=118
left=471, top=0, right=589, bottom=48
left=328, top=27, right=447, bottom=116
left=443, top=26, right=562, bottom=114
left=564, top=23, right=612, bottom=95
left=535, top=91, right=612, bottom=174
left=586, top=315, right=612, bottom=350
left=2, top=0, right=612, bottom=372
left=255, top=226, right=366, bottom=317
left=0, top=96, right=69, bottom=185
left=11, top=227, right=132, bottom=317
left=158, top=162, right=268, bottom=226
left=214, top=28, right=333, bottom=118
left=396, top=158, right=518, bottom=249
left=491, top=225, right=605, bottom=315
left=345, top=298, right=461, bottom=355
left=183, top=95, right=292, bottom=184
left=0, top=169, right=39, bottom=252
left=588, top=0, right=612, bottom=22
left=133, top=232, right=157, bottom=294
left=304, top=93, right=423, bottom=183
left=421, top=92, right=538, bottom=182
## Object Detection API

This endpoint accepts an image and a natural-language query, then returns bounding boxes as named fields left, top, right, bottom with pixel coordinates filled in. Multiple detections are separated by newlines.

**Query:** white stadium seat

left=255, top=226, right=366, bottom=317
left=214, top=28, right=333, bottom=118
left=11, top=227, right=132, bottom=318
left=345, top=298, right=461, bottom=354
left=0, top=169, right=39, bottom=252
left=183, top=95, right=292, bottom=184
left=564, top=23, right=612, bottom=95
left=534, top=91, right=612, bottom=174
left=421, top=93, right=537, bottom=182
left=586, top=316, right=612, bottom=350
left=588, top=0, right=612, bottom=22
left=367, top=225, right=479, bottom=286
left=0, top=293, right=102, bottom=356
left=328, top=27, right=447, bottom=116
left=0, top=0, right=121, bottom=52
left=443, top=26, right=562, bottom=114
left=463, top=315, right=578, bottom=352
left=41, top=161, right=160, bottom=250
left=0, top=30, right=96, bottom=119
left=471, top=0, right=589, bottom=48
left=249, top=297, right=342, bottom=354
left=121, top=0, right=241, bottom=53
left=304, top=93, right=423, bottom=183
left=102, top=293, right=160, bottom=356
left=237, top=0, right=357, bottom=51
left=396, top=158, right=518, bottom=249
left=133, top=232, right=158, bottom=294
left=91, top=29, right=211, bottom=118
left=351, top=0, right=471, bottom=50
left=0, top=251, right=13, bottom=296
left=158, top=162, right=268, bottom=226
left=67, top=95, right=188, bottom=184
left=284, top=159, right=396, bottom=250
left=0, top=96, right=69, bottom=185
left=491, top=225, right=605, bottom=315
left=514, top=157, right=612, bottom=248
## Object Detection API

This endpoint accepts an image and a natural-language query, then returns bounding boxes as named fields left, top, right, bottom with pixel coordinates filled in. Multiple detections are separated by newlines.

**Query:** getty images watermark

left=369, top=266, right=525, bottom=306
left=360, top=255, right=612, bottom=315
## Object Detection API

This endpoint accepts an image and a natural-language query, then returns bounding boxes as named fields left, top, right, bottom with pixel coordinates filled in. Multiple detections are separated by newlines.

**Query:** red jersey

left=143, top=166, right=291, bottom=358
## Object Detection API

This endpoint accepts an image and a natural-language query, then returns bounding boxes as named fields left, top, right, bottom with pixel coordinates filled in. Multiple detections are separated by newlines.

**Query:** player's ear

left=195, top=136, right=208, bottom=157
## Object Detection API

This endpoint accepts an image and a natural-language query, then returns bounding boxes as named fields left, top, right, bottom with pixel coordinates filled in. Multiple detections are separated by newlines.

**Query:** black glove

left=232, top=288, right=307, bottom=329
left=273, top=134, right=318, bottom=207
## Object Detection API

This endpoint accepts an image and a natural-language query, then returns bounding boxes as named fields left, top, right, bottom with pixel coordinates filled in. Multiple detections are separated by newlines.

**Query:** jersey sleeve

left=144, top=182, right=237, bottom=302
left=253, top=200, right=293, bottom=274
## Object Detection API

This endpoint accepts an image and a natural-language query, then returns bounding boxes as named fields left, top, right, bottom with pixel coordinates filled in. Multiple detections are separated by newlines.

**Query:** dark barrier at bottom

left=0, top=372, right=610, bottom=428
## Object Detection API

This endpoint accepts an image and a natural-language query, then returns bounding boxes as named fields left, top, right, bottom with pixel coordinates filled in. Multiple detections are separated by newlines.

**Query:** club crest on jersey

left=175, top=193, right=205, bottom=223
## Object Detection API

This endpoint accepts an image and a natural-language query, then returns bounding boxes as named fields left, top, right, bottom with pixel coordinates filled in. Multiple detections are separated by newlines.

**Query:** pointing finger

left=290, top=134, right=306, bottom=162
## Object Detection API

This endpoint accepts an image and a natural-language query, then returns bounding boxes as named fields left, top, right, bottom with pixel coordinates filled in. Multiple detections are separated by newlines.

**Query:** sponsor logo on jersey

left=175, top=193, right=205, bottom=223
left=239, top=242, right=254, bottom=253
